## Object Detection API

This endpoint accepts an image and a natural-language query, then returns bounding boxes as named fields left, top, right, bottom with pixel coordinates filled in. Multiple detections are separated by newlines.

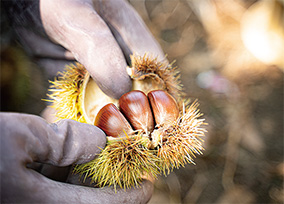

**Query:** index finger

left=40, top=0, right=132, bottom=99
left=93, top=0, right=165, bottom=59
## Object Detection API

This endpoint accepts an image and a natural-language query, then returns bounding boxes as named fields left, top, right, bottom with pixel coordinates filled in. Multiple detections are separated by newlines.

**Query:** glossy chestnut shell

left=94, top=103, right=133, bottom=137
left=94, top=90, right=179, bottom=138
left=148, top=90, right=179, bottom=125
left=119, top=90, right=154, bottom=133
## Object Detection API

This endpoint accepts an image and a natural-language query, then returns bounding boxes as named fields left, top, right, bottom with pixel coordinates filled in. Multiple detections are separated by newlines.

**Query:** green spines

left=73, top=101, right=206, bottom=189
left=46, top=55, right=207, bottom=190
left=73, top=135, right=160, bottom=190
left=47, top=63, right=87, bottom=123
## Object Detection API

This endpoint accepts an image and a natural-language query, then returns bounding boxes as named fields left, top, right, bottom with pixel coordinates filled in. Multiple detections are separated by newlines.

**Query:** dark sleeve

left=1, top=0, right=46, bottom=38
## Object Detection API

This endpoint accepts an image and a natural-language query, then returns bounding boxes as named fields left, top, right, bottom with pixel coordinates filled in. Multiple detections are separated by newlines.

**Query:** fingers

left=0, top=112, right=108, bottom=202
left=40, top=0, right=132, bottom=99
left=36, top=59, right=75, bottom=79
left=67, top=172, right=154, bottom=203
left=3, top=1, right=75, bottom=60
left=14, top=27, right=76, bottom=60
left=0, top=113, right=106, bottom=166
left=3, top=170, right=153, bottom=204
left=94, top=0, right=164, bottom=59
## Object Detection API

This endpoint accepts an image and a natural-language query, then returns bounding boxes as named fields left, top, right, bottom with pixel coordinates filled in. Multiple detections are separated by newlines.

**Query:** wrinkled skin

left=0, top=113, right=153, bottom=203
left=1, top=0, right=164, bottom=203
left=4, top=0, right=164, bottom=98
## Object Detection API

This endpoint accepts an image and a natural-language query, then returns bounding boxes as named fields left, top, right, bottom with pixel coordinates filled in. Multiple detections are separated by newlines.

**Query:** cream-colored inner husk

left=82, top=73, right=117, bottom=124
left=82, top=73, right=165, bottom=125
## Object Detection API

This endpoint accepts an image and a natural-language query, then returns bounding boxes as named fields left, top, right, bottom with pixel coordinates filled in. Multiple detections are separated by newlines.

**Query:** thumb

left=0, top=113, right=106, bottom=167
left=0, top=113, right=153, bottom=204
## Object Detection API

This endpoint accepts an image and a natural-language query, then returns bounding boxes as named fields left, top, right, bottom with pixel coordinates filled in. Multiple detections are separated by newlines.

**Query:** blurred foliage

left=1, top=0, right=283, bottom=203
left=129, top=0, right=283, bottom=203
left=1, top=45, right=48, bottom=114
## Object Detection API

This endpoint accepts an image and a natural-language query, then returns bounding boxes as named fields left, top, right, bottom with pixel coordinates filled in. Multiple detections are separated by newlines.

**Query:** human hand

left=0, top=113, right=153, bottom=203
left=4, top=0, right=164, bottom=99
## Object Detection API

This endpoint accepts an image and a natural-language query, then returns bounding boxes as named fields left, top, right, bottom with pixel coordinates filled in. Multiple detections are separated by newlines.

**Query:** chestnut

left=119, top=90, right=154, bottom=133
left=95, top=90, right=180, bottom=138
left=94, top=103, right=133, bottom=137
left=148, top=90, right=179, bottom=125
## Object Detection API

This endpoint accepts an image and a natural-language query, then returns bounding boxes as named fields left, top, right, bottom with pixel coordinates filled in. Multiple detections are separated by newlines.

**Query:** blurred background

left=1, top=0, right=283, bottom=203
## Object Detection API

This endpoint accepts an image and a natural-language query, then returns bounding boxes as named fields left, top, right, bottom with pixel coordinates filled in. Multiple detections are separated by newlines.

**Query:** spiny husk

left=127, top=53, right=184, bottom=102
left=47, top=53, right=183, bottom=124
left=46, top=63, right=115, bottom=124
left=47, top=54, right=206, bottom=189
left=74, top=101, right=206, bottom=189
left=156, top=101, right=206, bottom=175
left=46, top=63, right=87, bottom=123
left=73, top=134, right=160, bottom=190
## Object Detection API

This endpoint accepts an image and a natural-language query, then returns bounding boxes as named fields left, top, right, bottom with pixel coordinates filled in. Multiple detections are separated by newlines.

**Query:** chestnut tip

left=147, top=90, right=179, bottom=125
left=119, top=90, right=154, bottom=133
left=94, top=103, right=133, bottom=137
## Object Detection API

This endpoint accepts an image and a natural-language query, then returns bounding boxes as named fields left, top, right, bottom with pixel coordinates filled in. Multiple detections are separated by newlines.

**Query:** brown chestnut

left=94, top=103, right=133, bottom=137
left=148, top=90, right=179, bottom=125
left=119, top=90, right=154, bottom=133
